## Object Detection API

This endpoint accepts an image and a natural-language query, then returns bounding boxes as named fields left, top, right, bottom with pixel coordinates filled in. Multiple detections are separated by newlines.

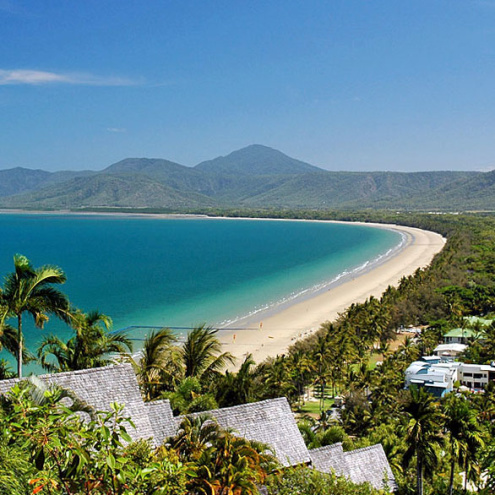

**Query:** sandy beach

left=220, top=223, right=446, bottom=366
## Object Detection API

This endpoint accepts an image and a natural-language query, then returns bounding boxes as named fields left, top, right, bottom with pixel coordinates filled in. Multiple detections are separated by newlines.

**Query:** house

left=433, top=343, right=467, bottom=360
left=458, top=363, right=495, bottom=391
left=0, top=363, right=167, bottom=444
left=405, top=361, right=461, bottom=397
left=0, top=364, right=396, bottom=489
left=309, top=442, right=396, bottom=491
left=175, top=398, right=310, bottom=467
left=405, top=360, right=495, bottom=394
left=443, top=328, right=484, bottom=345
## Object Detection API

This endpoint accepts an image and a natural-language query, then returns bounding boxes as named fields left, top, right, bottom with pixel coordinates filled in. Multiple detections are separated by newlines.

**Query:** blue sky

left=1, top=0, right=495, bottom=172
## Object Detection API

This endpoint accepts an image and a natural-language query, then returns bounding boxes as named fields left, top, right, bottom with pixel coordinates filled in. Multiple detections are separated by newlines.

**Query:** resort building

left=405, top=361, right=461, bottom=397
left=443, top=327, right=484, bottom=345
left=405, top=360, right=495, bottom=395
left=433, top=343, right=467, bottom=360
left=0, top=363, right=396, bottom=491
left=310, top=443, right=397, bottom=492
left=458, top=363, right=495, bottom=391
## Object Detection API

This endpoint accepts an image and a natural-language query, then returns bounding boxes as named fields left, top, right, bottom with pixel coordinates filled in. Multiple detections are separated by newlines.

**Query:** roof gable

left=178, top=397, right=310, bottom=467
left=145, top=399, right=176, bottom=445
left=344, top=444, right=397, bottom=491
left=309, top=443, right=396, bottom=491
left=0, top=364, right=156, bottom=442
left=309, top=443, right=347, bottom=476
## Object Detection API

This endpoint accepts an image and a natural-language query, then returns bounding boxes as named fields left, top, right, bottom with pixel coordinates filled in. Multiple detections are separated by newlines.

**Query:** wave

left=218, top=229, right=407, bottom=329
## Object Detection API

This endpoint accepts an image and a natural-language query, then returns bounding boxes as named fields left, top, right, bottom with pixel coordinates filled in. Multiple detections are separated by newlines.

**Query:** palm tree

left=442, top=393, right=485, bottom=495
left=194, top=430, right=276, bottom=495
left=37, top=310, right=132, bottom=372
left=168, top=413, right=222, bottom=461
left=216, top=354, right=258, bottom=407
left=287, top=349, right=314, bottom=407
left=261, top=355, right=295, bottom=400
left=1, top=254, right=71, bottom=377
left=401, top=386, right=443, bottom=495
left=181, top=324, right=235, bottom=381
left=127, top=327, right=182, bottom=401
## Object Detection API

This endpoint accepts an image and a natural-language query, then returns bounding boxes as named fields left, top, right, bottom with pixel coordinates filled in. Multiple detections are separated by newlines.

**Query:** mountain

left=0, top=174, right=217, bottom=209
left=0, top=167, right=94, bottom=198
left=237, top=171, right=477, bottom=209
left=0, top=145, right=488, bottom=211
left=195, top=144, right=322, bottom=176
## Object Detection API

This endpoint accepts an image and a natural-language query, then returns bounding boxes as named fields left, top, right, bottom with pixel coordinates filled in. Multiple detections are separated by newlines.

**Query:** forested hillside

left=0, top=145, right=487, bottom=211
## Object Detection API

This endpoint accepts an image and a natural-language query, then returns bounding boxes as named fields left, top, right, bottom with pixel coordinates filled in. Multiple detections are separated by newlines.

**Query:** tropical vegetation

left=2, top=210, right=495, bottom=492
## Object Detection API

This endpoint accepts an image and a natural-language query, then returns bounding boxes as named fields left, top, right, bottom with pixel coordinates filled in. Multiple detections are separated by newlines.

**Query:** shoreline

left=0, top=210, right=446, bottom=366
left=219, top=223, right=445, bottom=366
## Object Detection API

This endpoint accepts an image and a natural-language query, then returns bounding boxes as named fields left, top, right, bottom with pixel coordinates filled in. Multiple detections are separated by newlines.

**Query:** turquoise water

left=0, top=214, right=401, bottom=361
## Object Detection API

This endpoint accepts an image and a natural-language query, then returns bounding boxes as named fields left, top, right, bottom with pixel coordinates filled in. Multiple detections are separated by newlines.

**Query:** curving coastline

left=220, top=223, right=446, bottom=366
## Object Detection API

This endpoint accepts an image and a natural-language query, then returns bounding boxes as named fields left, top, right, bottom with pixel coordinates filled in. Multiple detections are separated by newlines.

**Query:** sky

left=1, top=0, right=495, bottom=172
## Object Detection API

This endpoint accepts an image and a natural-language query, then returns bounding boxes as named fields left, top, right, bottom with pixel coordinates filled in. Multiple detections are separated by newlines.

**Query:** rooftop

left=309, top=443, right=397, bottom=491
left=177, top=398, right=311, bottom=467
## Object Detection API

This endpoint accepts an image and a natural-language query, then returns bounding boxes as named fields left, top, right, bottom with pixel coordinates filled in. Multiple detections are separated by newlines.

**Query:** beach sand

left=220, top=223, right=446, bottom=366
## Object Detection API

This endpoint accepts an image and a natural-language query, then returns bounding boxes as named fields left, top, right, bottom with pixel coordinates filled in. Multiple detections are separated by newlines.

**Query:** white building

left=405, top=360, right=495, bottom=395
left=459, top=363, right=495, bottom=391
left=405, top=361, right=461, bottom=397
left=433, top=343, right=467, bottom=360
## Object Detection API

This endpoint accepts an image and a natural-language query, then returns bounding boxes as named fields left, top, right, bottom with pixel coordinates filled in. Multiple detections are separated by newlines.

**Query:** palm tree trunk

left=17, top=314, right=22, bottom=378
left=448, top=458, right=455, bottom=495
left=417, top=458, right=423, bottom=495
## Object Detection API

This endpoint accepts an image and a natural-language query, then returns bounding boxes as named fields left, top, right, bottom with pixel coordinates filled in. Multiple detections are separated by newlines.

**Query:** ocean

left=0, top=214, right=401, bottom=364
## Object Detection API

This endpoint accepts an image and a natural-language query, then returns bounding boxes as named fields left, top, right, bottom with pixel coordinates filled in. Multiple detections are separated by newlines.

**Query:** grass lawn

left=295, top=387, right=337, bottom=416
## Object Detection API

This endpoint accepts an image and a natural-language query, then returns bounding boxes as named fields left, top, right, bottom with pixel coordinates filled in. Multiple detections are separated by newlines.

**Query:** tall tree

left=1, top=254, right=70, bottom=377
left=127, top=327, right=181, bottom=401
left=181, top=324, right=234, bottom=382
left=401, top=386, right=443, bottom=495
left=37, top=310, right=132, bottom=373
left=442, top=393, right=485, bottom=495
left=216, top=354, right=258, bottom=407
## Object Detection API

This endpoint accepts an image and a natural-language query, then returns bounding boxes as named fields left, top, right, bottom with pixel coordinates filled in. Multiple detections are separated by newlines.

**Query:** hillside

left=195, top=144, right=322, bottom=176
left=0, top=145, right=487, bottom=211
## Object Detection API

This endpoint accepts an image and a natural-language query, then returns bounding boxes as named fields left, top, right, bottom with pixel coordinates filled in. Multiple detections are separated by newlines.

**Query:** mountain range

left=0, top=144, right=492, bottom=211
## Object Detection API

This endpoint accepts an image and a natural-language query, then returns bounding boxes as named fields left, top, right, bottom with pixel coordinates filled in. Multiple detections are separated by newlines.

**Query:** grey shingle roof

left=0, top=364, right=158, bottom=443
left=309, top=442, right=347, bottom=476
left=145, top=399, right=177, bottom=445
left=309, top=442, right=396, bottom=491
left=344, top=444, right=396, bottom=491
left=177, top=397, right=310, bottom=467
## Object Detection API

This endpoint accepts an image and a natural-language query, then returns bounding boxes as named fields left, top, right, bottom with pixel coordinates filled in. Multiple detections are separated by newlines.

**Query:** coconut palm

left=401, top=386, right=443, bottom=495
left=37, top=310, right=132, bottom=372
left=0, top=297, right=33, bottom=371
left=168, top=413, right=223, bottom=461
left=287, top=349, right=314, bottom=407
left=194, top=430, right=276, bottom=495
left=127, top=327, right=182, bottom=401
left=1, top=254, right=71, bottom=377
left=216, top=354, right=258, bottom=407
left=181, top=324, right=235, bottom=381
left=0, top=307, right=24, bottom=364
left=442, top=393, right=485, bottom=495
left=261, top=355, right=295, bottom=400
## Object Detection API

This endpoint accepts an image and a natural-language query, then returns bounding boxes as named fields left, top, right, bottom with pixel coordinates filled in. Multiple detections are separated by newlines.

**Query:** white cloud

left=0, top=69, right=140, bottom=86
left=106, top=127, right=127, bottom=133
